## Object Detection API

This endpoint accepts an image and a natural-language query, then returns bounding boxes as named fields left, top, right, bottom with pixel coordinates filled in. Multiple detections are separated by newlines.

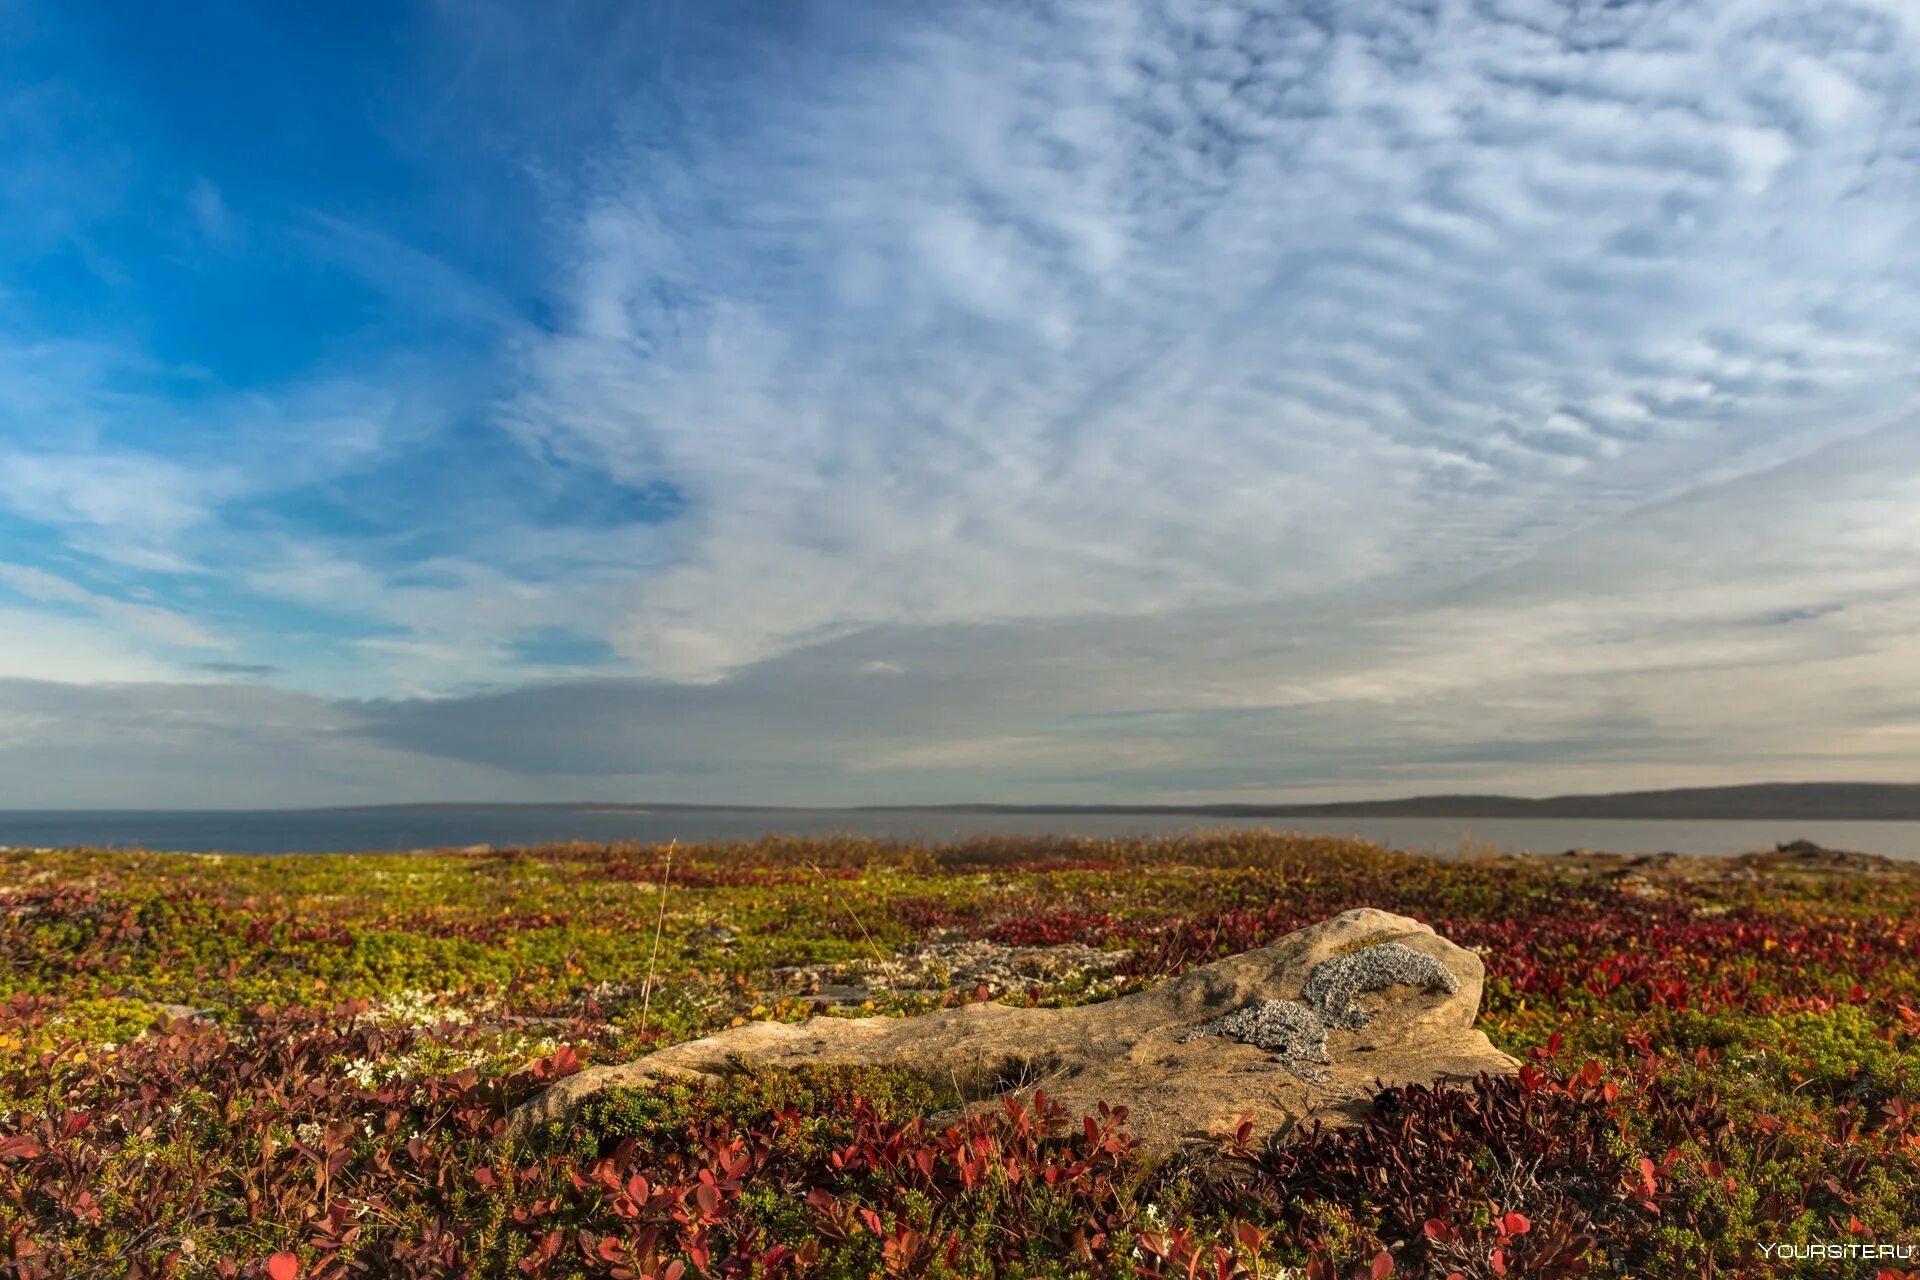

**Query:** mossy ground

left=3, top=832, right=1916, bottom=1278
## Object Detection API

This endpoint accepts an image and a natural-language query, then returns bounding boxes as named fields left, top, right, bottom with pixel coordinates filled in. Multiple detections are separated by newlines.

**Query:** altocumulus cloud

left=507, top=0, right=1920, bottom=678
left=1, top=0, right=1919, bottom=806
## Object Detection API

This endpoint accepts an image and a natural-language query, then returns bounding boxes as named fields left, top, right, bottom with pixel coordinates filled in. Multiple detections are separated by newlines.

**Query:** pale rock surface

left=506, top=908, right=1517, bottom=1157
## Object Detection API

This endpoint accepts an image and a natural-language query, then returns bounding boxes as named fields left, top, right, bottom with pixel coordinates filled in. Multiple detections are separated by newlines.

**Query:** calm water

left=3, top=807, right=1920, bottom=859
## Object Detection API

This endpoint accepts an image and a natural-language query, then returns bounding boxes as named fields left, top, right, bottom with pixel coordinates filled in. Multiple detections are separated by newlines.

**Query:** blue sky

left=3, top=0, right=1920, bottom=807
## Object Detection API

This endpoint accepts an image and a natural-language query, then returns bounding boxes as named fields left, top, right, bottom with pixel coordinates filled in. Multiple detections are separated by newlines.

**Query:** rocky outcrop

left=505, top=908, right=1516, bottom=1158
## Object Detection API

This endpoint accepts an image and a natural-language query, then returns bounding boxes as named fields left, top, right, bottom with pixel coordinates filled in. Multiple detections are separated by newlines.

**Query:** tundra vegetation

left=2, top=833, right=1917, bottom=1278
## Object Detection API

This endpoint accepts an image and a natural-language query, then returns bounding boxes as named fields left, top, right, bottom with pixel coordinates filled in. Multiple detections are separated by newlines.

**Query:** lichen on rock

left=1181, top=941, right=1463, bottom=1081
left=1299, top=941, right=1461, bottom=1029
left=1180, top=997, right=1329, bottom=1078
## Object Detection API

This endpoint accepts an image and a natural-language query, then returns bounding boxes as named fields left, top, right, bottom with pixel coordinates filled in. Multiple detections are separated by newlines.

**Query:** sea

left=3, top=807, right=1920, bottom=859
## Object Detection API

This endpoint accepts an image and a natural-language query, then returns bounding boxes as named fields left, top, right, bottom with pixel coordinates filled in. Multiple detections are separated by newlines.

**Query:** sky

left=2, top=0, right=1919, bottom=809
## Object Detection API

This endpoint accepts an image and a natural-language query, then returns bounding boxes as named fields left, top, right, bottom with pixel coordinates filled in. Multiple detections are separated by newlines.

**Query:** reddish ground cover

left=2, top=833, right=1916, bottom=1277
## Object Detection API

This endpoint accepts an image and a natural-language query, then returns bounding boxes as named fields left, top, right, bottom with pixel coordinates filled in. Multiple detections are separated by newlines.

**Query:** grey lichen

left=1298, top=941, right=1460, bottom=1030
left=1181, top=942, right=1460, bottom=1079
left=1180, top=997, right=1328, bottom=1068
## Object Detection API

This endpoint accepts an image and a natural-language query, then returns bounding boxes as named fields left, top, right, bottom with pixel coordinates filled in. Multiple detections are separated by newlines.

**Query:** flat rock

left=506, top=908, right=1517, bottom=1158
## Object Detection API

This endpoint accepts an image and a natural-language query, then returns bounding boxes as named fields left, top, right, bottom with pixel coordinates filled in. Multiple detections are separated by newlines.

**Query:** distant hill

left=330, top=783, right=1920, bottom=822
left=877, top=783, right=1920, bottom=821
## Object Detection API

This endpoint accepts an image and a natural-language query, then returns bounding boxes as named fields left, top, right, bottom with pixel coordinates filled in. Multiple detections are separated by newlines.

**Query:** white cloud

left=0, top=607, right=180, bottom=684
left=506, top=0, right=1920, bottom=682
left=0, top=450, right=235, bottom=565
left=0, top=334, right=447, bottom=573
left=0, top=561, right=227, bottom=650
left=0, top=331, right=525, bottom=685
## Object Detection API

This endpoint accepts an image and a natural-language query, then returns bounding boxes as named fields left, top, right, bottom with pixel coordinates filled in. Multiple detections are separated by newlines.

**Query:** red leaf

left=1370, top=1249, right=1395, bottom=1279
left=692, top=1181, right=719, bottom=1216
left=1234, top=1117, right=1254, bottom=1148
left=0, top=1135, right=44, bottom=1162
left=267, top=1255, right=300, bottom=1280
left=1499, top=1211, right=1531, bottom=1237
left=1422, top=1218, right=1451, bottom=1242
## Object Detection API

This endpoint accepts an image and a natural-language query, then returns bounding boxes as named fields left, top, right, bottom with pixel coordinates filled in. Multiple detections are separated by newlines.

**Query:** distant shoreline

left=13, top=781, right=1920, bottom=821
